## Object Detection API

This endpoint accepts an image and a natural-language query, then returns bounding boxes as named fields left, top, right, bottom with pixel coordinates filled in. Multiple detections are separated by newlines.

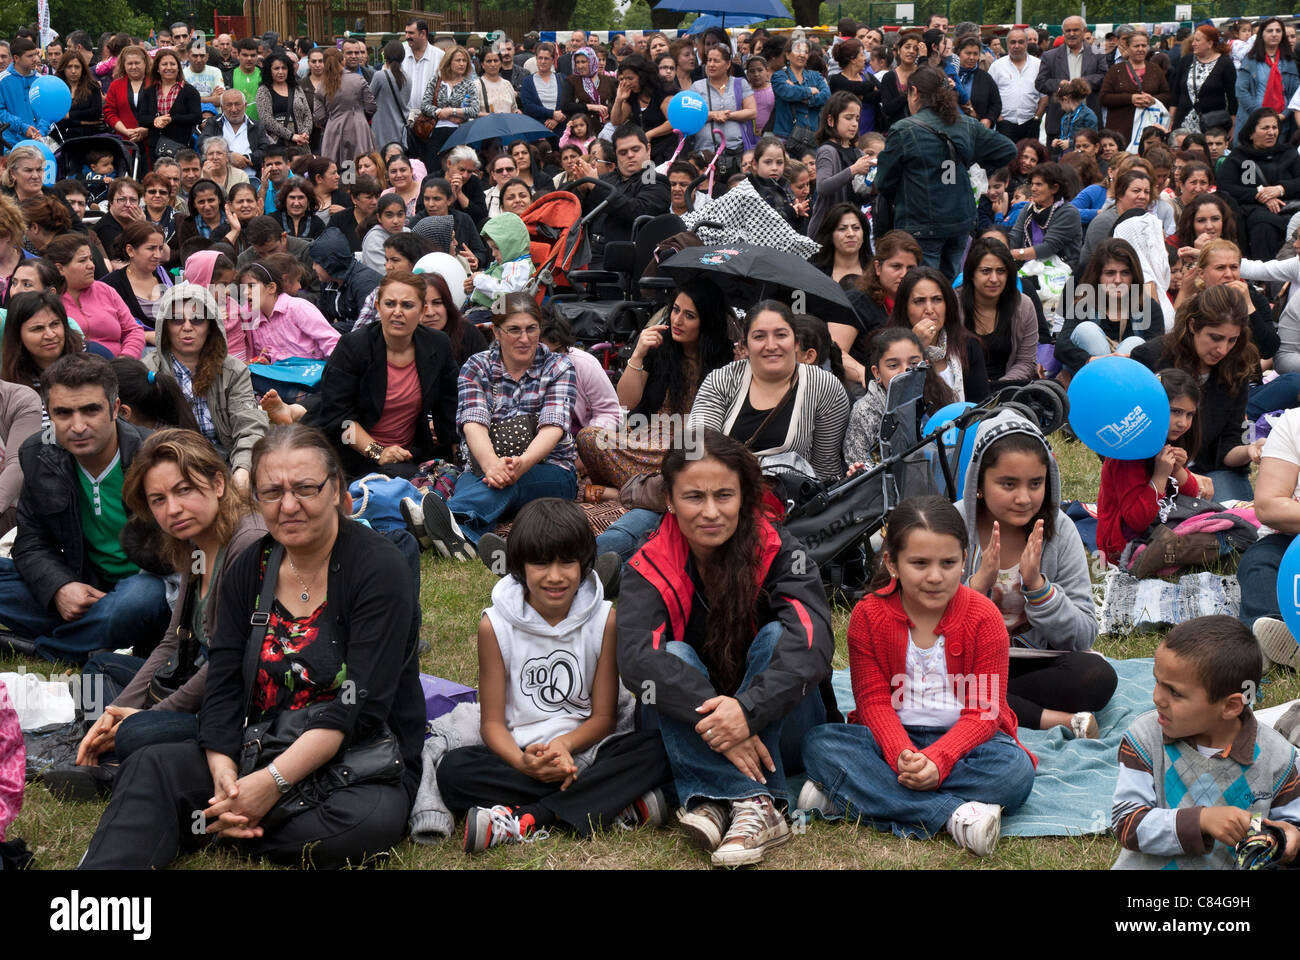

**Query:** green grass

left=7, top=434, right=1298, bottom=869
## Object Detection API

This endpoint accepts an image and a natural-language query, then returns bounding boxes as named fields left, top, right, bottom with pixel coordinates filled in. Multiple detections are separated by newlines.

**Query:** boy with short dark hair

left=1112, top=615, right=1300, bottom=869
left=82, top=149, right=116, bottom=206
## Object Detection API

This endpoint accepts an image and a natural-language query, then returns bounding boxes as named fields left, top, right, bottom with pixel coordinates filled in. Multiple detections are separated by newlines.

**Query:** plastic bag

left=1128, top=103, right=1172, bottom=153
left=1019, top=255, right=1072, bottom=313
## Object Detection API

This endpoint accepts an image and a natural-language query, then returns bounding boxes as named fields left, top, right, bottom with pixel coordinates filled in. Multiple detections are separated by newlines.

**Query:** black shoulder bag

left=237, top=543, right=404, bottom=831
left=147, top=577, right=204, bottom=704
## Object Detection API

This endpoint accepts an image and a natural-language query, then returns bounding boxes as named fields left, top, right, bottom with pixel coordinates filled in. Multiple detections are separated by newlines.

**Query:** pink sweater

left=562, top=345, right=621, bottom=434
left=62, top=282, right=145, bottom=358
left=246, top=293, right=339, bottom=363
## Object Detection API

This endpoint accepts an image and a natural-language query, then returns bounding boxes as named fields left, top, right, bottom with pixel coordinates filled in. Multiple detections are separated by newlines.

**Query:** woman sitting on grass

left=438, top=498, right=673, bottom=853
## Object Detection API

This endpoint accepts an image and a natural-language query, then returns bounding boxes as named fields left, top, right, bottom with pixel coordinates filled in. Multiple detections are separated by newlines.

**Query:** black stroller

left=53, top=133, right=141, bottom=214
left=772, top=367, right=1070, bottom=601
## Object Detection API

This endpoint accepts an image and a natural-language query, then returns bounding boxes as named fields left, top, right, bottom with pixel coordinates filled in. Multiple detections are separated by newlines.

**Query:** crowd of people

left=1, top=12, right=1299, bottom=872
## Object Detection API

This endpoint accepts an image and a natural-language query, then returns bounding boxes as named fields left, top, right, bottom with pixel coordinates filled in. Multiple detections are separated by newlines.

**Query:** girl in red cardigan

left=1096, top=369, right=1201, bottom=564
left=798, top=495, right=1037, bottom=856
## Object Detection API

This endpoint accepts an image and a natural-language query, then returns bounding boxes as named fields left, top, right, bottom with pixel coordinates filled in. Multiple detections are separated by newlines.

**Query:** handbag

left=466, top=378, right=539, bottom=475
left=154, top=135, right=187, bottom=159
left=410, top=111, right=436, bottom=141
left=147, top=577, right=205, bottom=704
left=235, top=544, right=405, bottom=829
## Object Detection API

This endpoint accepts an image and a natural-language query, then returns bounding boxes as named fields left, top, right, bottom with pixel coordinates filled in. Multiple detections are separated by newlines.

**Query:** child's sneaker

left=462, top=805, right=547, bottom=854
left=1254, top=617, right=1300, bottom=670
left=1069, top=711, right=1100, bottom=740
left=710, top=796, right=791, bottom=867
left=676, top=800, right=729, bottom=852
left=946, top=801, right=1002, bottom=857
left=795, top=778, right=839, bottom=817
left=399, top=496, right=432, bottom=551
left=421, top=491, right=474, bottom=561
left=613, top=787, right=668, bottom=830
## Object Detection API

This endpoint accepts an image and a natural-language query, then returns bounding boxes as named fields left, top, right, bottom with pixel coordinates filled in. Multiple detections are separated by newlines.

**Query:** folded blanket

left=1099, top=569, right=1240, bottom=635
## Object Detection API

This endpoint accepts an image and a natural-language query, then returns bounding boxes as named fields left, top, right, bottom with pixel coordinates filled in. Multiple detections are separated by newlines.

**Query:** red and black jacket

left=616, top=510, right=839, bottom=732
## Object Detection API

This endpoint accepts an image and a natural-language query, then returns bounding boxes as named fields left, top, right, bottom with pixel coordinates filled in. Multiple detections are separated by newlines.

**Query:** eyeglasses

left=145, top=188, right=170, bottom=195
left=166, top=314, right=210, bottom=327
left=251, top=478, right=334, bottom=503
left=495, top=165, right=516, bottom=174
left=499, top=323, right=539, bottom=339
left=113, top=195, right=139, bottom=205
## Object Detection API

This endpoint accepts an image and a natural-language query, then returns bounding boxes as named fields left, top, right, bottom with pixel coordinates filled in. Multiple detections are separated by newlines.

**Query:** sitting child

left=437, top=498, right=672, bottom=853
left=466, top=212, right=532, bottom=313
left=843, top=328, right=954, bottom=467
left=82, top=149, right=117, bottom=207
left=1112, top=616, right=1300, bottom=869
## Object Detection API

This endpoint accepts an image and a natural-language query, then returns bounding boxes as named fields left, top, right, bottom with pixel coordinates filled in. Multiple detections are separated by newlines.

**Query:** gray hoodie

left=955, top=409, right=1100, bottom=653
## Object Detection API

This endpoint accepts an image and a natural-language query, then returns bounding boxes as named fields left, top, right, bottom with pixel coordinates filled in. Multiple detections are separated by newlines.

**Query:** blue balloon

left=28, top=75, right=72, bottom=124
left=666, top=90, right=709, bottom=137
left=1067, top=356, right=1170, bottom=460
left=922, top=401, right=977, bottom=497
left=1275, top=536, right=1300, bottom=648
left=13, top=138, right=56, bottom=186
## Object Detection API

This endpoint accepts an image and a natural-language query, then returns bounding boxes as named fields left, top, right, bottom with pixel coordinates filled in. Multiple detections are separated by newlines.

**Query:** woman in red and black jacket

left=103, top=45, right=151, bottom=150
left=616, top=429, right=836, bottom=868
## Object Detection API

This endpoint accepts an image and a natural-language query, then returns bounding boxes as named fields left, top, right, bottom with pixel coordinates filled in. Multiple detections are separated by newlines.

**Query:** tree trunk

left=792, top=0, right=820, bottom=27
left=533, top=0, right=580, bottom=30
left=650, top=7, right=683, bottom=30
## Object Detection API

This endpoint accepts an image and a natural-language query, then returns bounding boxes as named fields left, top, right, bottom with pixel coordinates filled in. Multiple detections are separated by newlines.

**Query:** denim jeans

left=1248, top=372, right=1300, bottom=420
left=595, top=509, right=662, bottom=562
left=643, top=621, right=827, bottom=809
left=0, top=560, right=171, bottom=665
left=1204, top=468, right=1254, bottom=503
left=917, top=234, right=969, bottom=281
left=1238, top=532, right=1291, bottom=626
left=80, top=651, right=199, bottom=761
left=446, top=461, right=578, bottom=544
left=800, top=723, right=1035, bottom=838
left=1069, top=321, right=1147, bottom=360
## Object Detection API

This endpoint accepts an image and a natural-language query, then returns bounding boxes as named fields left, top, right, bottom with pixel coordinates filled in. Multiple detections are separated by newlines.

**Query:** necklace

left=287, top=553, right=325, bottom=603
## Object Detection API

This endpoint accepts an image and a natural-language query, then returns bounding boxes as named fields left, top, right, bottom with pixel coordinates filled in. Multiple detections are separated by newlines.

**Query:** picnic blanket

left=830, top=657, right=1157, bottom=837
left=1098, top=569, right=1240, bottom=634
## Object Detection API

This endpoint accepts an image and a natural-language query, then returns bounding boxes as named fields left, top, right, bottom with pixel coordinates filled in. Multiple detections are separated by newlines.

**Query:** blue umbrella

left=438, top=113, right=554, bottom=150
left=655, top=0, right=790, bottom=26
left=687, top=13, right=765, bottom=34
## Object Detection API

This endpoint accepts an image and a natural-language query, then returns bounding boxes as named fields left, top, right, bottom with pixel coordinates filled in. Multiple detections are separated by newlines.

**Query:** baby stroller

left=54, top=133, right=141, bottom=186
left=519, top=190, right=592, bottom=300
left=775, top=370, right=1069, bottom=601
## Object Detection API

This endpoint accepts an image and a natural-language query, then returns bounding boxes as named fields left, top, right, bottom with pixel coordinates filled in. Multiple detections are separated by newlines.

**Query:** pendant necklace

left=288, top=554, right=324, bottom=603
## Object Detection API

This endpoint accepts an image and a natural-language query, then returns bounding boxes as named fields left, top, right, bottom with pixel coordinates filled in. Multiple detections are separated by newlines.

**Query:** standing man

left=230, top=38, right=263, bottom=120
left=0, top=38, right=49, bottom=149
left=1036, top=16, right=1106, bottom=144
left=213, top=33, right=239, bottom=82
left=403, top=19, right=443, bottom=124
left=185, top=40, right=226, bottom=108
left=558, top=30, right=586, bottom=78
left=170, top=23, right=191, bottom=56
left=988, top=28, right=1044, bottom=144
left=343, top=38, right=374, bottom=82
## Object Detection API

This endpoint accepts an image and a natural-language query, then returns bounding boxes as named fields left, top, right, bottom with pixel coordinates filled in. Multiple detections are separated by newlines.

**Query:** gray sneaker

left=399, top=496, right=432, bottom=551
left=711, top=796, right=791, bottom=867
left=475, top=532, right=508, bottom=576
left=1254, top=617, right=1300, bottom=670
left=676, top=800, right=729, bottom=852
left=421, top=492, right=474, bottom=561
left=594, top=551, right=622, bottom=598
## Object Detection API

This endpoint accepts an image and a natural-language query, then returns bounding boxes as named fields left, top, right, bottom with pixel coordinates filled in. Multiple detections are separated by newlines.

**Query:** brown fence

left=240, top=0, right=536, bottom=40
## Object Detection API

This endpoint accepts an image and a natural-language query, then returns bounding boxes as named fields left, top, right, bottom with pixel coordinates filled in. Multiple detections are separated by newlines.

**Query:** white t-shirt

left=1262, top=406, right=1300, bottom=500
left=183, top=65, right=224, bottom=98
left=894, top=631, right=964, bottom=729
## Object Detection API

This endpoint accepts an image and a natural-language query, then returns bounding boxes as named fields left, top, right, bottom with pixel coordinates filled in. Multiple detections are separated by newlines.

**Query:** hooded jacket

left=484, top=570, right=611, bottom=749
left=311, top=226, right=383, bottom=327
left=955, top=409, right=1099, bottom=654
left=144, top=283, right=270, bottom=473
left=470, top=213, right=533, bottom=309
left=615, top=510, right=837, bottom=734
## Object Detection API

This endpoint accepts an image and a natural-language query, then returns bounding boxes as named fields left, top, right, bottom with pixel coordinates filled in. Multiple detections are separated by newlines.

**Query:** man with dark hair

left=310, top=226, right=382, bottom=330
left=0, top=37, right=48, bottom=148
left=236, top=215, right=317, bottom=289
left=0, top=350, right=171, bottom=663
left=566, top=123, right=669, bottom=264
left=404, top=18, right=443, bottom=125
left=231, top=37, right=263, bottom=119
left=170, top=22, right=191, bottom=54
left=175, top=149, right=202, bottom=210
left=260, top=143, right=292, bottom=214
left=343, top=38, right=374, bottom=82
left=66, top=31, right=94, bottom=61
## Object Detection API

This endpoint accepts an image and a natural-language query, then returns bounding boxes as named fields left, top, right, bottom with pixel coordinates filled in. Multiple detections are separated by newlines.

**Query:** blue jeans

left=1238, top=532, right=1291, bottom=626
left=801, top=723, right=1035, bottom=838
left=1069, top=321, right=1147, bottom=360
left=446, top=461, right=578, bottom=544
left=595, top=508, right=662, bottom=561
left=0, top=560, right=171, bottom=665
left=80, top=652, right=198, bottom=761
left=918, top=235, right=968, bottom=280
left=1249, top=372, right=1300, bottom=420
left=644, top=622, right=827, bottom=808
left=1204, top=468, right=1254, bottom=502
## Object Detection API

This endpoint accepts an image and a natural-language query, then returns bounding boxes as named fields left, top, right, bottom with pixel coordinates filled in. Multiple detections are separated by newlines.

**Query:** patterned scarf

left=577, top=46, right=601, bottom=102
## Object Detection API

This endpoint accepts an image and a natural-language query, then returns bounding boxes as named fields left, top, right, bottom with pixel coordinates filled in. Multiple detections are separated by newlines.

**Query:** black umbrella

left=656, top=245, right=854, bottom=315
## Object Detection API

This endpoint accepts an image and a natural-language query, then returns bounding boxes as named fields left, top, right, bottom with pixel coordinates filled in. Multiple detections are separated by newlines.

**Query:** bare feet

left=259, top=389, right=305, bottom=424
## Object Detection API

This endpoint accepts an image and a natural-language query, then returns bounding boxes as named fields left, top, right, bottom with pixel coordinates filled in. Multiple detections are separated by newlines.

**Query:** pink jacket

left=0, top=680, right=23, bottom=842
left=246, top=293, right=339, bottom=363
left=562, top=345, right=621, bottom=434
left=184, top=250, right=251, bottom=361
left=62, top=281, right=146, bottom=357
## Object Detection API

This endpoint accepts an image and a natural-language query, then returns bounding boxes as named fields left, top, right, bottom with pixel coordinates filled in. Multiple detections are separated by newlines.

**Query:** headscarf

left=577, top=45, right=601, bottom=102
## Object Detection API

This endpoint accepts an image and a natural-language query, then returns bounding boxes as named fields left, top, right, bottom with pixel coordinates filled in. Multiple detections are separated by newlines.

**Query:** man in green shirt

left=231, top=38, right=263, bottom=121
left=0, top=351, right=170, bottom=664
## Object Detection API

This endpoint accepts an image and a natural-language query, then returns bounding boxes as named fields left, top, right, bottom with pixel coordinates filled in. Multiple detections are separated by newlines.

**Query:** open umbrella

left=687, top=13, right=765, bottom=34
left=655, top=0, right=791, bottom=26
left=657, top=244, right=853, bottom=313
left=438, top=113, right=554, bottom=151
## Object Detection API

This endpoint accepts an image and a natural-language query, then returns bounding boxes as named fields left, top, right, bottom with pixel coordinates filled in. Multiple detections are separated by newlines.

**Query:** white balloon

left=413, top=252, right=468, bottom=310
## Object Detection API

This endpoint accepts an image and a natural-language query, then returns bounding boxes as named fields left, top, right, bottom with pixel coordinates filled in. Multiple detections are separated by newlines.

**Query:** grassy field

left=5, top=436, right=1296, bottom=870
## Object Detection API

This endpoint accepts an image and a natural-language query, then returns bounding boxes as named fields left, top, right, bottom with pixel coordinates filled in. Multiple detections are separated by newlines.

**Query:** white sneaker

left=796, top=779, right=835, bottom=817
left=1069, top=711, right=1100, bottom=740
left=399, top=496, right=432, bottom=551
left=946, top=801, right=1003, bottom=857
left=1254, top=617, right=1299, bottom=670
left=710, top=796, right=791, bottom=867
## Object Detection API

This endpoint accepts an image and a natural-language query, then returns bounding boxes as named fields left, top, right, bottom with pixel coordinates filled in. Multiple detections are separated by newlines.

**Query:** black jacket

left=1218, top=142, right=1300, bottom=219
left=965, top=69, right=1003, bottom=128
left=199, top=112, right=271, bottom=171
left=198, top=520, right=425, bottom=800
left=14, top=420, right=149, bottom=611
left=101, top=267, right=163, bottom=330
left=309, top=322, right=459, bottom=478
left=310, top=227, right=381, bottom=326
left=1131, top=335, right=1249, bottom=475
left=569, top=168, right=671, bottom=257
left=1170, top=54, right=1237, bottom=130
left=1035, top=43, right=1107, bottom=139
left=136, top=83, right=203, bottom=156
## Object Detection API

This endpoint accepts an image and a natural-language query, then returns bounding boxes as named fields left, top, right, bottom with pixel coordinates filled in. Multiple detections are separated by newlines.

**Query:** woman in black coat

left=308, top=272, right=459, bottom=480
left=1216, top=108, right=1300, bottom=259
left=135, top=49, right=202, bottom=164
left=1170, top=24, right=1237, bottom=135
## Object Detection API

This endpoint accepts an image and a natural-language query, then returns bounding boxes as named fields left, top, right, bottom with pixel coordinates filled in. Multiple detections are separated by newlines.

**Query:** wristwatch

left=267, top=761, right=291, bottom=794
left=365, top=440, right=384, bottom=461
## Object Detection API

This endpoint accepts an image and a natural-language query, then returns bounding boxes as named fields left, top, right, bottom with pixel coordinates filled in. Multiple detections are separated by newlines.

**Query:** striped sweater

left=687, top=360, right=850, bottom=482
left=1112, top=708, right=1300, bottom=869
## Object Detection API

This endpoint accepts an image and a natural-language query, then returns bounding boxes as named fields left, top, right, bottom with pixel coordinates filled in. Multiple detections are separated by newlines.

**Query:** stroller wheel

left=1012, top=382, right=1067, bottom=436
left=1033, top=377, right=1070, bottom=416
left=999, top=400, right=1044, bottom=432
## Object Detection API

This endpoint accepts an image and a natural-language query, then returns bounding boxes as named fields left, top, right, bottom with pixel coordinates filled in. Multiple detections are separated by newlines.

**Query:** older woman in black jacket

left=1170, top=24, right=1237, bottom=135
left=1216, top=108, right=1300, bottom=259
left=308, top=271, right=458, bottom=480
left=79, top=424, right=424, bottom=869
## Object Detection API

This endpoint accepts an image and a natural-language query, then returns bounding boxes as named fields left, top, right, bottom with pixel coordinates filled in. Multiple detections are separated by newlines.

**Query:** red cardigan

left=848, top=584, right=1035, bottom=784
left=103, top=76, right=147, bottom=133
left=1096, top=456, right=1199, bottom=562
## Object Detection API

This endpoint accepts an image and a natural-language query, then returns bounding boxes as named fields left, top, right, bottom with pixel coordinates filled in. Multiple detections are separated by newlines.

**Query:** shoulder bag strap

left=240, top=541, right=285, bottom=724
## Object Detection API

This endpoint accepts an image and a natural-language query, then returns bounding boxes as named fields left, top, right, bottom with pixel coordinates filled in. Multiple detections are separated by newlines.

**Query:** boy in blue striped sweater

left=1113, top=616, right=1300, bottom=869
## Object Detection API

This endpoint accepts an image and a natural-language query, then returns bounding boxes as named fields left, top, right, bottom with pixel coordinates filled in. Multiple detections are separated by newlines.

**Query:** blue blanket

left=830, top=657, right=1156, bottom=837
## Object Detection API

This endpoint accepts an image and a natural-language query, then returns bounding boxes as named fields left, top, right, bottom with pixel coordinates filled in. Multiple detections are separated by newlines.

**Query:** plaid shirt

left=457, top=342, right=576, bottom=471
left=170, top=354, right=217, bottom=443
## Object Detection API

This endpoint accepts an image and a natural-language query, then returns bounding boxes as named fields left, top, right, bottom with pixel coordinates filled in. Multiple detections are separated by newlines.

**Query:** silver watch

left=268, top=761, right=291, bottom=794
